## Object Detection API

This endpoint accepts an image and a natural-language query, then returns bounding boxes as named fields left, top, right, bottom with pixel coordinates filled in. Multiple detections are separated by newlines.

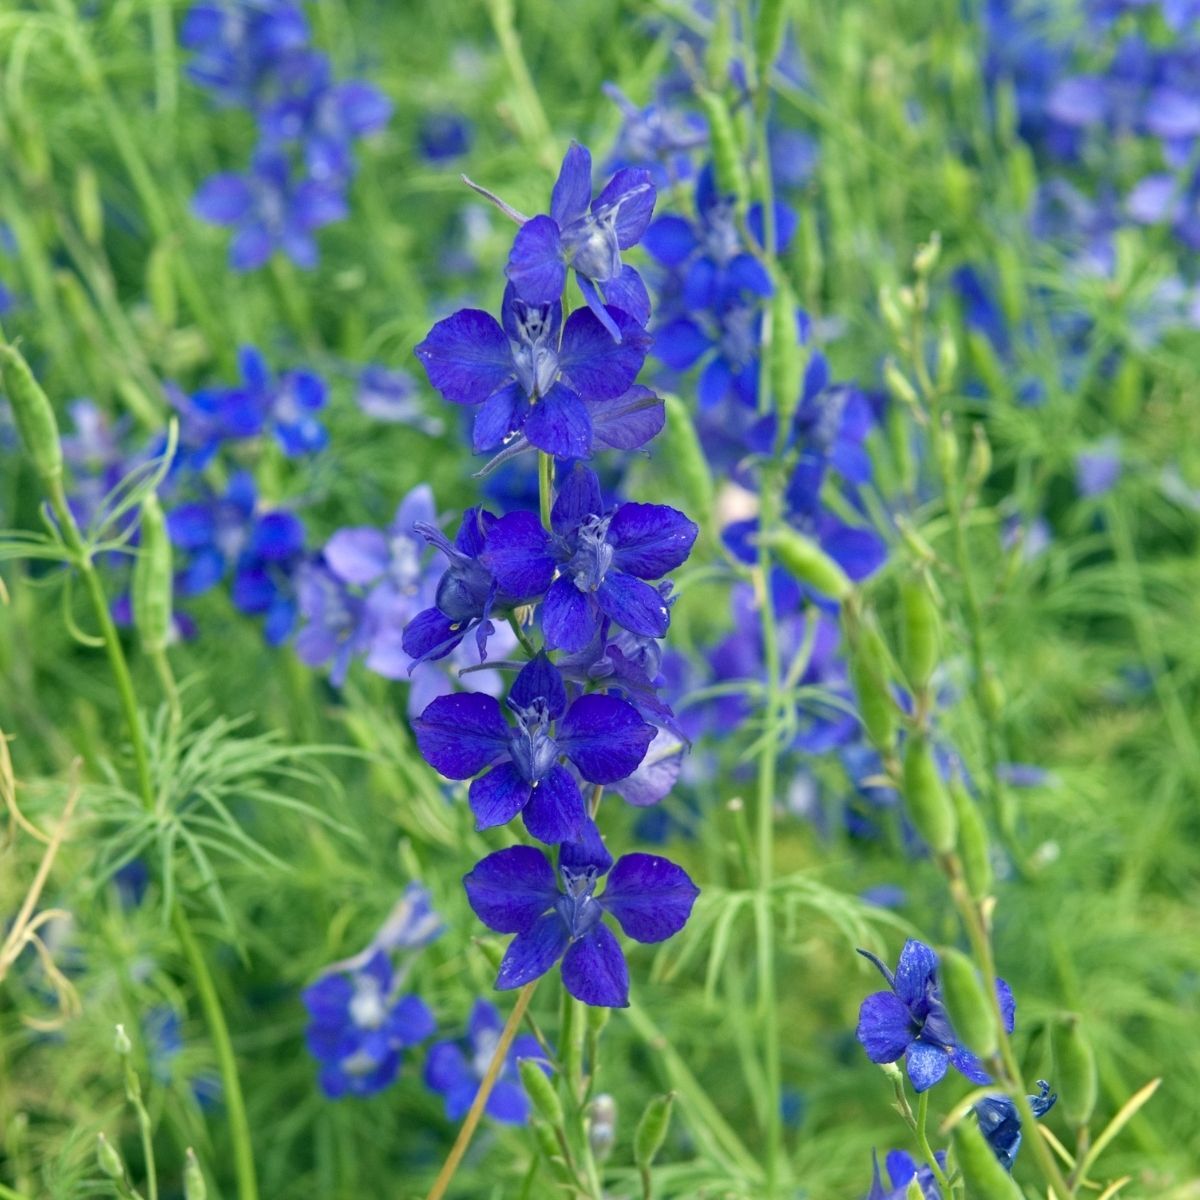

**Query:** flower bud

left=763, top=528, right=852, bottom=602
left=952, top=1117, right=1023, bottom=1199
left=96, top=1133, right=125, bottom=1180
left=587, top=1093, right=617, bottom=1162
left=902, top=736, right=957, bottom=854
left=634, top=1091, right=675, bottom=1171
left=754, top=0, right=788, bottom=78
left=698, top=91, right=747, bottom=205
left=884, top=360, right=920, bottom=410
left=518, top=1057, right=563, bottom=1127
left=132, top=492, right=174, bottom=654
left=114, top=1024, right=133, bottom=1056
left=0, top=341, right=63, bottom=483
left=1051, top=1013, right=1097, bottom=1128
left=661, top=394, right=714, bottom=530
left=184, top=1148, right=207, bottom=1200
left=912, top=231, right=941, bottom=278
left=949, top=776, right=992, bottom=901
left=899, top=571, right=940, bottom=691
left=879, top=287, right=906, bottom=340
left=937, top=947, right=997, bottom=1060
left=905, top=1181, right=925, bottom=1200
left=74, top=165, right=104, bottom=246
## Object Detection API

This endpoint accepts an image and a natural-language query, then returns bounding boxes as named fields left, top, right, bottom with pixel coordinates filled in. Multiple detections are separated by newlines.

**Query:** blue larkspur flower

left=974, top=1080, right=1057, bottom=1171
left=481, top=464, right=697, bottom=652
left=865, top=1148, right=943, bottom=1199
left=505, top=142, right=657, bottom=342
left=424, top=999, right=546, bottom=1123
left=855, top=939, right=1016, bottom=1092
left=413, top=652, right=654, bottom=844
left=464, top=820, right=698, bottom=1008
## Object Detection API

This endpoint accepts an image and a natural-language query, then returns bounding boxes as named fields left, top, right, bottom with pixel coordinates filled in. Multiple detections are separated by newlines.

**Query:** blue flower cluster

left=183, top=0, right=392, bottom=270
left=855, top=939, right=1057, bottom=1174
left=406, top=144, right=701, bottom=1009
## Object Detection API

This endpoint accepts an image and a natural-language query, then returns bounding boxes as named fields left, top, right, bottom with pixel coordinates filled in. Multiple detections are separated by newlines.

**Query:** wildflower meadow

left=2, top=1, right=1199, bottom=1197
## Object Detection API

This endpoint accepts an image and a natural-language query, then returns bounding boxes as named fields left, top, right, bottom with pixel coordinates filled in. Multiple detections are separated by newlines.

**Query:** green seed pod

left=935, top=416, right=959, bottom=480
left=661, top=394, right=714, bottom=528
left=902, top=735, right=957, bottom=854
left=74, top=165, right=104, bottom=246
left=982, top=666, right=1005, bottom=723
left=0, top=342, right=63, bottom=483
left=705, top=1, right=734, bottom=88
left=754, top=0, right=788, bottom=78
left=586, top=1002, right=611, bottom=1038
left=900, top=572, right=940, bottom=691
left=183, top=1149, right=207, bottom=1200
left=966, top=423, right=992, bottom=493
left=1009, top=141, right=1037, bottom=213
left=114, top=1024, right=133, bottom=1056
left=518, top=1058, right=563, bottom=1127
left=146, top=242, right=178, bottom=329
left=96, top=1133, right=125, bottom=1180
left=698, top=90, right=747, bottom=205
left=949, top=776, right=992, bottom=901
left=533, top=1121, right=573, bottom=1185
left=763, top=528, right=852, bottom=602
left=905, top=1180, right=925, bottom=1200
left=912, top=232, right=941, bottom=278
left=937, top=324, right=959, bottom=389
left=1052, top=1013, right=1097, bottom=1128
left=966, top=329, right=1007, bottom=401
left=768, top=280, right=805, bottom=429
left=879, top=287, right=907, bottom=340
left=1111, top=355, right=1141, bottom=426
left=937, top=947, right=997, bottom=1060
left=843, top=605, right=897, bottom=751
left=132, top=492, right=174, bottom=654
left=634, top=1091, right=675, bottom=1171
left=952, top=1117, right=1023, bottom=1199
left=884, top=360, right=920, bottom=410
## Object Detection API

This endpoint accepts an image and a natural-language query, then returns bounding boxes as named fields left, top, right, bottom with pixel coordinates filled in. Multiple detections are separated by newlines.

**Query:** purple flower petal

left=600, top=853, right=698, bottom=942
left=893, top=940, right=938, bottom=1008
left=596, top=570, right=671, bottom=638
left=856, top=991, right=915, bottom=1063
left=561, top=924, right=629, bottom=1007
left=542, top=576, right=594, bottom=652
left=507, top=215, right=567, bottom=304
left=415, top=308, right=513, bottom=405
left=609, top=503, right=698, bottom=578
left=558, top=694, right=655, bottom=783
left=481, top=511, right=556, bottom=598
left=995, top=978, right=1015, bottom=1034
left=905, top=1040, right=949, bottom=1092
left=550, top=463, right=603, bottom=534
left=551, top=142, right=593, bottom=227
left=600, top=265, right=651, bottom=327
left=654, top=317, right=710, bottom=370
left=1128, top=174, right=1177, bottom=225
left=1046, top=75, right=1108, bottom=127
left=473, top=381, right=528, bottom=452
left=230, top=223, right=274, bottom=271
left=325, top=527, right=390, bottom=585
left=469, top=761, right=532, bottom=829
left=586, top=386, right=665, bottom=452
left=486, top=1080, right=531, bottom=1124
left=592, top=167, right=656, bottom=249
left=402, top=606, right=465, bottom=664
left=558, top=307, right=648, bottom=400
left=193, top=173, right=254, bottom=224
left=643, top=215, right=699, bottom=267
left=496, top=912, right=569, bottom=989
left=559, top=819, right=614, bottom=875
left=509, top=652, right=567, bottom=717
left=577, top=274, right=622, bottom=341
left=522, top=763, right=586, bottom=844
left=464, top=845, right=558, bottom=932
left=414, top=692, right=509, bottom=777
left=525, top=380, right=593, bottom=458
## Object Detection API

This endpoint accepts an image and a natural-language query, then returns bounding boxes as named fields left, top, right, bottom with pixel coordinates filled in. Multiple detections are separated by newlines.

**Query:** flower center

left=568, top=514, right=614, bottom=592
left=349, top=975, right=388, bottom=1030
left=564, top=215, right=621, bottom=283
left=510, top=299, right=560, bottom=398
left=509, top=699, right=559, bottom=782
left=556, top=865, right=604, bottom=940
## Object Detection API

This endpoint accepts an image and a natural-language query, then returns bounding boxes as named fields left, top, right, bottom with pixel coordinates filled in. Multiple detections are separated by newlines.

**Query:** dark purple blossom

left=974, top=1080, right=1057, bottom=1171
left=463, top=821, right=698, bottom=1007
left=413, top=653, right=654, bottom=844
left=864, top=1149, right=943, bottom=1200
left=415, top=285, right=648, bottom=458
left=855, top=939, right=1015, bottom=1092
left=505, top=142, right=657, bottom=342
left=229, top=507, right=307, bottom=644
left=482, top=464, right=697, bottom=652
left=424, top=999, right=545, bottom=1124
left=220, top=346, right=329, bottom=455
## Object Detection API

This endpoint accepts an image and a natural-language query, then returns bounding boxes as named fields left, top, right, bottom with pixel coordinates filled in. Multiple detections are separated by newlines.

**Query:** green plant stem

left=424, top=982, right=538, bottom=1200
left=538, top=451, right=554, bottom=530
left=0, top=1184, right=32, bottom=1200
left=42, top=479, right=259, bottom=1200
left=914, top=1090, right=951, bottom=1194
left=484, top=0, right=557, bottom=170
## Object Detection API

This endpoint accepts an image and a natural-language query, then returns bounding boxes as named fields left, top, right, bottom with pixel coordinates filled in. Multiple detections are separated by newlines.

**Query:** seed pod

left=0, top=342, right=63, bottom=483
left=114, top=1024, right=133, bottom=1056
left=74, top=165, right=104, bottom=246
left=96, top=1133, right=125, bottom=1180
left=982, top=666, right=1005, bottom=722
left=183, top=1148, right=207, bottom=1200
left=661, top=394, right=714, bottom=527
left=949, top=776, right=992, bottom=901
left=952, top=1117, right=1023, bottom=1199
left=899, top=571, right=940, bottom=691
left=587, top=1093, right=617, bottom=1162
left=935, top=415, right=959, bottom=479
left=146, top=243, right=178, bottom=329
left=698, top=90, right=747, bottom=205
left=937, top=947, right=998, bottom=1060
left=904, top=1181, right=925, bottom=1200
left=132, top=492, right=173, bottom=654
left=518, top=1058, right=563, bottom=1127
left=913, top=232, right=941, bottom=278
left=754, top=0, right=788, bottom=78
left=705, top=0, right=734, bottom=88
left=768, top=280, right=805, bottom=429
left=937, top=325, right=959, bottom=389
left=634, top=1091, right=675, bottom=1171
left=586, top=1002, right=611, bottom=1038
left=1052, top=1014, right=1097, bottom=1128
left=884, top=360, right=920, bottom=410
left=533, top=1121, right=573, bottom=1186
left=879, top=287, right=907, bottom=340
left=966, top=423, right=992, bottom=493
left=843, top=605, right=897, bottom=751
left=902, top=735, right=957, bottom=854
left=763, top=528, right=852, bottom=602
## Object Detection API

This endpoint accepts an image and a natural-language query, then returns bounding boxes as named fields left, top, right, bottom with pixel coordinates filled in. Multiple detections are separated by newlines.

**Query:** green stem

left=914, top=1090, right=951, bottom=1193
left=484, top=0, right=558, bottom=170
left=537, top=451, right=554, bottom=531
